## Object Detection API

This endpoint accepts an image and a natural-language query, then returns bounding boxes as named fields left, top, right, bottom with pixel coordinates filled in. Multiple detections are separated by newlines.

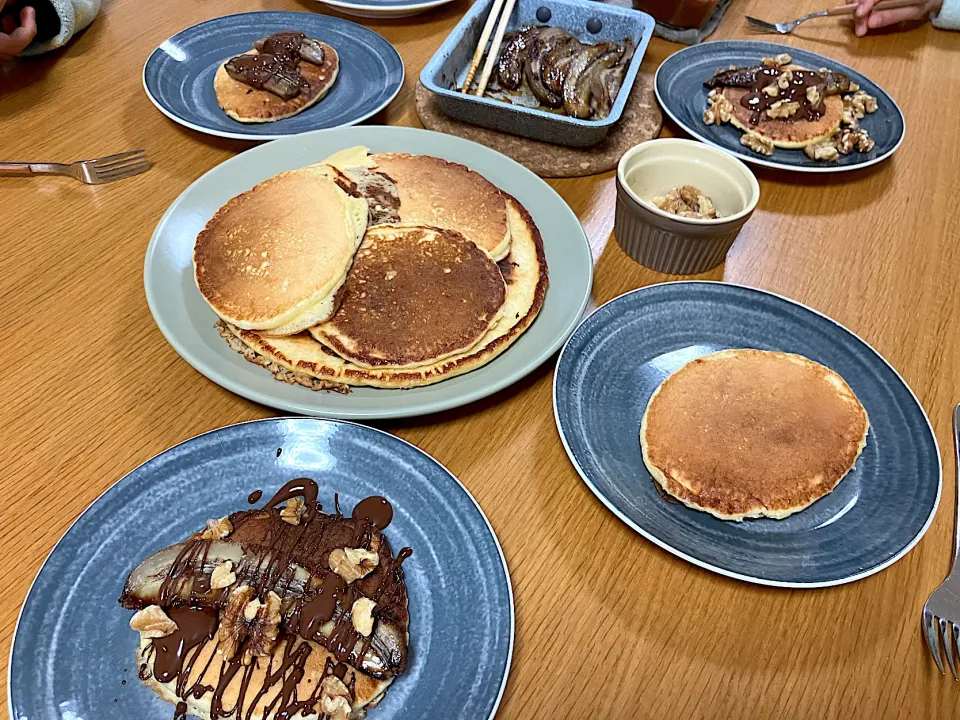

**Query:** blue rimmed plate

left=9, top=418, right=513, bottom=719
left=315, top=0, right=456, bottom=19
left=142, top=12, right=404, bottom=141
left=553, top=282, right=940, bottom=587
left=654, top=40, right=905, bottom=173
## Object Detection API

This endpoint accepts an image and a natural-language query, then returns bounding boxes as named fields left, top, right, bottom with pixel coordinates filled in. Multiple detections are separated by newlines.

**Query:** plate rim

left=653, top=40, right=906, bottom=174
left=141, top=11, right=405, bottom=141
left=7, top=416, right=516, bottom=720
left=143, top=125, right=592, bottom=420
left=315, top=0, right=456, bottom=16
left=552, top=280, right=942, bottom=588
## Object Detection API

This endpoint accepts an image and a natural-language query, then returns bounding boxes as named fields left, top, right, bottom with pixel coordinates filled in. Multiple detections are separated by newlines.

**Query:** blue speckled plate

left=654, top=40, right=905, bottom=173
left=9, top=419, right=513, bottom=719
left=142, top=12, right=404, bottom=141
left=553, top=282, right=940, bottom=587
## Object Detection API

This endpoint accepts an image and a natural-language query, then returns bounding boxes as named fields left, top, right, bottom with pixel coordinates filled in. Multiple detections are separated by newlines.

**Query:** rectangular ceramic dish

left=420, top=0, right=655, bottom=147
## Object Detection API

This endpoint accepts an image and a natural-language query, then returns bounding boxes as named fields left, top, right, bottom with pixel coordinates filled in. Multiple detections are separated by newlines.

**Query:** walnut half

left=351, top=597, right=377, bottom=637
left=703, top=91, right=733, bottom=126
left=320, top=676, right=352, bottom=720
left=280, top=497, right=305, bottom=526
left=740, top=132, right=775, bottom=156
left=202, top=516, right=233, bottom=540
left=329, top=547, right=379, bottom=584
left=804, top=140, right=839, bottom=162
left=130, top=605, right=178, bottom=638
left=218, top=586, right=282, bottom=665
left=766, top=100, right=799, bottom=119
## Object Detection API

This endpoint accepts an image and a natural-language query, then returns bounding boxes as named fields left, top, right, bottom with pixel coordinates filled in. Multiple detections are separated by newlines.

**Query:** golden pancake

left=640, top=349, right=869, bottom=521
left=722, top=82, right=843, bottom=149
left=314, top=225, right=507, bottom=370
left=194, top=168, right=367, bottom=333
left=371, top=153, right=513, bottom=261
left=219, top=197, right=547, bottom=389
left=214, top=43, right=339, bottom=123
left=137, top=634, right=390, bottom=720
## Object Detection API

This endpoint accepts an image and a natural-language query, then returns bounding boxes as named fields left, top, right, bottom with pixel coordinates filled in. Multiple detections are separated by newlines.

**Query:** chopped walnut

left=740, top=131, right=775, bottom=156
left=652, top=185, right=721, bottom=219
left=320, top=676, right=352, bottom=720
left=328, top=547, right=379, bottom=584
left=351, top=597, right=377, bottom=637
left=762, top=83, right=779, bottom=97
left=130, top=605, right=178, bottom=638
left=702, top=90, right=733, bottom=126
left=777, top=70, right=794, bottom=90
left=280, top=497, right=305, bottom=526
left=838, top=128, right=875, bottom=154
left=217, top=586, right=281, bottom=664
left=848, top=81, right=860, bottom=92
left=842, top=107, right=860, bottom=129
left=842, top=90, right=878, bottom=128
left=806, top=86, right=821, bottom=106
left=210, top=560, right=237, bottom=590
left=804, top=140, right=839, bottom=161
left=707, top=88, right=719, bottom=101
left=202, top=516, right=233, bottom=540
left=774, top=53, right=793, bottom=67
left=766, top=100, right=799, bottom=119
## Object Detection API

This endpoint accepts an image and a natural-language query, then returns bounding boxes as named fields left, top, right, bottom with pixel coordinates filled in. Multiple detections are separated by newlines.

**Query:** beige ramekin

left=614, top=139, right=760, bottom=275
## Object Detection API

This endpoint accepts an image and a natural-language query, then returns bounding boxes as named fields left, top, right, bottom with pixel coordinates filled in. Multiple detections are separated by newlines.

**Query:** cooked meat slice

left=562, top=43, right=615, bottom=118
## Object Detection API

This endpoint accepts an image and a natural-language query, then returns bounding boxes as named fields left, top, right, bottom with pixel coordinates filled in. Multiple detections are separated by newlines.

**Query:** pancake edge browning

left=640, top=349, right=870, bottom=521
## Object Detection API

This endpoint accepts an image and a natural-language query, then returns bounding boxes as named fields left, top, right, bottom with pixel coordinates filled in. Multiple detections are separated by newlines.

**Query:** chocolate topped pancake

left=722, top=84, right=843, bottom=149
left=214, top=38, right=339, bottom=124
left=370, top=153, right=513, bottom=261
left=640, top=349, right=869, bottom=521
left=120, top=479, right=412, bottom=720
left=314, top=225, right=507, bottom=370
left=218, top=196, right=547, bottom=390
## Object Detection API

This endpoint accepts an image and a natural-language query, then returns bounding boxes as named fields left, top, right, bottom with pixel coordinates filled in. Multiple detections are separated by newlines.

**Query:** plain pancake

left=219, top=196, right=547, bottom=389
left=314, top=225, right=507, bottom=370
left=137, top=634, right=390, bottom=720
left=214, top=43, right=339, bottom=123
left=194, top=168, right=367, bottom=333
left=640, top=349, right=869, bottom=521
left=722, top=80, right=843, bottom=149
left=370, top=153, right=513, bottom=261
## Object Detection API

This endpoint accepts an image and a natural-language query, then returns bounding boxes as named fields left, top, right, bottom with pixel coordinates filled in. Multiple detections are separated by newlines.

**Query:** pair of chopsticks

left=461, top=0, right=518, bottom=96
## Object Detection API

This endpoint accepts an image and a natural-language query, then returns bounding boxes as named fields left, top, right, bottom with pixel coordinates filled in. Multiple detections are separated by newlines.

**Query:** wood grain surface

left=1, top=0, right=959, bottom=717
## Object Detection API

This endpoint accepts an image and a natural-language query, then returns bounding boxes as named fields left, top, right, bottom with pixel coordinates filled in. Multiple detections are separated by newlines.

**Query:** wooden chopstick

left=462, top=0, right=506, bottom=93
left=828, top=0, right=926, bottom=15
left=473, top=0, right=518, bottom=97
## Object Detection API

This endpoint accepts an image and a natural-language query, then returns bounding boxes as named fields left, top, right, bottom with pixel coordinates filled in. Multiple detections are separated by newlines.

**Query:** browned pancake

left=314, top=225, right=507, bottom=369
left=214, top=43, right=339, bottom=123
left=370, top=153, right=512, bottom=261
left=640, top=349, right=869, bottom=521
left=722, top=84, right=843, bottom=148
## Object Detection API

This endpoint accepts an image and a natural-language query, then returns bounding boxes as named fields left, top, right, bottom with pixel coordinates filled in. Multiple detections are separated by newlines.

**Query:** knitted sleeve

left=20, top=0, right=101, bottom=56
left=933, top=0, right=960, bottom=29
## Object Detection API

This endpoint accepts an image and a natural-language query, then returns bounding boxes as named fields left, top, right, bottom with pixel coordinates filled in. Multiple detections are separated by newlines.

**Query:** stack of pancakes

left=194, top=147, right=548, bottom=391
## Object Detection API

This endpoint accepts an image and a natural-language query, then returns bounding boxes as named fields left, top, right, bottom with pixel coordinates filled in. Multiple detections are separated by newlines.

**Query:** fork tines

left=924, top=609, right=960, bottom=678
left=89, top=148, right=151, bottom=183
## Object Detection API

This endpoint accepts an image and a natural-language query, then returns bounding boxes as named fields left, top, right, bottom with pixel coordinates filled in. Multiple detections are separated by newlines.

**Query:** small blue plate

left=654, top=40, right=905, bottom=173
left=142, top=12, right=404, bottom=141
left=554, top=282, right=940, bottom=587
left=9, top=419, right=513, bottom=719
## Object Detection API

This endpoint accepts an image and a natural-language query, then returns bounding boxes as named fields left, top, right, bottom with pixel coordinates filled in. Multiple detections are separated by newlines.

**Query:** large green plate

left=145, top=127, right=592, bottom=419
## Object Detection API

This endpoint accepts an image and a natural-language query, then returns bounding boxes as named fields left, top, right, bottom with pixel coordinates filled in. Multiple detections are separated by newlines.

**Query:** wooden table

left=2, top=0, right=959, bottom=716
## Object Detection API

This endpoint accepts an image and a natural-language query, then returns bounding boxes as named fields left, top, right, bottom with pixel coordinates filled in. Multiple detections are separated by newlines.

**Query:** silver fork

left=746, top=0, right=924, bottom=34
left=923, top=404, right=960, bottom=678
left=0, top=149, right=151, bottom=184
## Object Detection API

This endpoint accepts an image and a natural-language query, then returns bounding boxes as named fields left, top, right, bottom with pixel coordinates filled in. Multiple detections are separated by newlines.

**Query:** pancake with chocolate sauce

left=313, top=225, right=507, bottom=370
left=720, top=66, right=843, bottom=149
left=370, top=153, right=513, bottom=261
left=218, top=196, right=547, bottom=389
left=194, top=167, right=367, bottom=335
left=214, top=41, right=340, bottom=123
left=640, top=349, right=869, bottom=521
left=120, top=479, right=411, bottom=720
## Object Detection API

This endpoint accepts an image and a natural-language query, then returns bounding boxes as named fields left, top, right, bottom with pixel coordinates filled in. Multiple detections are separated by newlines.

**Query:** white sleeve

left=932, top=0, right=960, bottom=30
left=20, top=0, right=101, bottom=56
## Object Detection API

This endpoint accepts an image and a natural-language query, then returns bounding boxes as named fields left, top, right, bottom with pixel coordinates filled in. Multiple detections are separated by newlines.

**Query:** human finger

left=867, top=4, right=930, bottom=27
left=855, top=0, right=879, bottom=36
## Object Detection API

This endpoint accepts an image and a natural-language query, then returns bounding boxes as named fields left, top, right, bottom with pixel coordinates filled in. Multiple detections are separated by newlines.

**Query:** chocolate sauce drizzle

left=740, top=66, right=826, bottom=126
left=134, top=479, right=412, bottom=719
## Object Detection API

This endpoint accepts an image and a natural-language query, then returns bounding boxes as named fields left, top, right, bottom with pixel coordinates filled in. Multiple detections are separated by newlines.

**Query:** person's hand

left=854, top=0, right=942, bottom=36
left=0, top=1, right=37, bottom=59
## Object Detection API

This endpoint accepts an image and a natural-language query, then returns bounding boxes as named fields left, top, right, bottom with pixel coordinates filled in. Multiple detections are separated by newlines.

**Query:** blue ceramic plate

left=654, top=40, right=905, bottom=173
left=142, top=12, right=404, bottom=141
left=9, top=419, right=513, bottom=719
left=315, top=0, right=456, bottom=20
left=553, top=282, right=940, bottom=587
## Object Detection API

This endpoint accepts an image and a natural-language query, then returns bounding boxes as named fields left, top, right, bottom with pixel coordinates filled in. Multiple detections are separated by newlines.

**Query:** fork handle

left=828, top=0, right=927, bottom=16
left=0, top=162, right=65, bottom=177
left=953, top=404, right=960, bottom=566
